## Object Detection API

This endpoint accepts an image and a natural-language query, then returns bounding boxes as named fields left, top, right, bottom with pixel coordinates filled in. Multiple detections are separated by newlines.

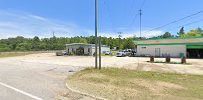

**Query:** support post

left=150, top=56, right=154, bottom=62
left=166, top=56, right=171, bottom=63
left=99, top=36, right=101, bottom=70
left=95, top=0, right=98, bottom=69
left=181, top=57, right=186, bottom=64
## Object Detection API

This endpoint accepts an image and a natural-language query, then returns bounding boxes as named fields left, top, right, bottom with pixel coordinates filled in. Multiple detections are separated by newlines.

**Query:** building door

left=76, top=46, right=84, bottom=55
left=187, top=49, right=203, bottom=58
left=155, top=48, right=160, bottom=57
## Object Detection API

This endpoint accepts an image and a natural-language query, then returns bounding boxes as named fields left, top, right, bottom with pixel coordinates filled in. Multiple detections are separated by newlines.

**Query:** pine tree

left=177, top=27, right=185, bottom=36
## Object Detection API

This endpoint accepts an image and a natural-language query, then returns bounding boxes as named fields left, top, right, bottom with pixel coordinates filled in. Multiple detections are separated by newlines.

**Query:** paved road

left=0, top=56, right=87, bottom=100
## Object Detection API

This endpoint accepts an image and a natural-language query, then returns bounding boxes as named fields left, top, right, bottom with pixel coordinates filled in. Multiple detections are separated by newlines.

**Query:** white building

left=135, top=37, right=203, bottom=58
left=66, top=43, right=110, bottom=56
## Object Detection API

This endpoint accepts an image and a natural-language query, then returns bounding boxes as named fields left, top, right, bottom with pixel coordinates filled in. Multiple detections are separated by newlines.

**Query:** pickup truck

left=116, top=50, right=131, bottom=57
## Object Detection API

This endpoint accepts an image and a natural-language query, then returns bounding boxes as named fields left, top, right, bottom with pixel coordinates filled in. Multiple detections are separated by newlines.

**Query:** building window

left=68, top=48, right=69, bottom=53
left=72, top=48, right=74, bottom=52
left=141, top=47, right=146, bottom=49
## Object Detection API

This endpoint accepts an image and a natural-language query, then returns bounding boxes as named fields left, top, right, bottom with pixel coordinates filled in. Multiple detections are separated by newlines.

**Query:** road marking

left=0, top=82, right=43, bottom=100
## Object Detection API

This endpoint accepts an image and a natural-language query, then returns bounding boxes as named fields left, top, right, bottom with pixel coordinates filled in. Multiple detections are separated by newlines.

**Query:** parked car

left=122, top=49, right=132, bottom=56
left=116, top=50, right=131, bottom=57
left=63, top=51, right=68, bottom=55
left=105, top=51, right=112, bottom=55
left=56, top=51, right=63, bottom=56
left=129, top=50, right=137, bottom=57
left=116, top=52, right=125, bottom=57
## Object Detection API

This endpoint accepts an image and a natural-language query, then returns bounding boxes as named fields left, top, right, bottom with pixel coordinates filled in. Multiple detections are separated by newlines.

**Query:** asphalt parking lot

left=20, top=53, right=203, bottom=75
left=0, top=53, right=202, bottom=100
left=0, top=54, right=87, bottom=100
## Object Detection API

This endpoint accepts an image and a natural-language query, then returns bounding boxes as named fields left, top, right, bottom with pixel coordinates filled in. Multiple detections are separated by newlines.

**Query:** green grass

left=0, top=52, right=36, bottom=58
left=67, top=68, right=203, bottom=100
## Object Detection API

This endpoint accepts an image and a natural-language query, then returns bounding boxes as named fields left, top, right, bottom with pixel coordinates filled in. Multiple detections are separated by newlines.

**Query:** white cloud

left=0, top=10, right=164, bottom=39
left=99, top=30, right=163, bottom=38
left=0, top=10, right=93, bottom=39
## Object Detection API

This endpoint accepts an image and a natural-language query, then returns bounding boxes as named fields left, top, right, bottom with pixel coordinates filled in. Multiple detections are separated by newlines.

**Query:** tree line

left=0, top=27, right=202, bottom=52
left=0, top=36, right=135, bottom=52
left=150, top=27, right=203, bottom=39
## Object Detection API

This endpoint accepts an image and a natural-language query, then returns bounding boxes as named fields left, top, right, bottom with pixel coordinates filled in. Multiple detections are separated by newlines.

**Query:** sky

left=0, top=0, right=203, bottom=39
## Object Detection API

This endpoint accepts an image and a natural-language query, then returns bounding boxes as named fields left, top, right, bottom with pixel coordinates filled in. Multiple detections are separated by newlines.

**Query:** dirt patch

left=157, top=81, right=184, bottom=89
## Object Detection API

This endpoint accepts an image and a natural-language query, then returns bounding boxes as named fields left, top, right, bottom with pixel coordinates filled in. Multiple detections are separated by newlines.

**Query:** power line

left=177, top=18, right=203, bottom=28
left=138, top=0, right=146, bottom=39
left=153, top=18, right=203, bottom=34
left=143, top=10, right=203, bottom=34
left=129, top=0, right=137, bottom=15
left=128, top=0, right=138, bottom=26
left=140, top=0, right=147, bottom=9
left=129, top=0, right=147, bottom=27
left=103, top=0, right=117, bottom=34
left=129, top=13, right=139, bottom=27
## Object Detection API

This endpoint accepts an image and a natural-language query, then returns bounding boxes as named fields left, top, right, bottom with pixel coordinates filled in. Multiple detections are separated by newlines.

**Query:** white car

left=104, top=51, right=111, bottom=55
left=116, top=52, right=125, bottom=57
left=116, top=49, right=132, bottom=57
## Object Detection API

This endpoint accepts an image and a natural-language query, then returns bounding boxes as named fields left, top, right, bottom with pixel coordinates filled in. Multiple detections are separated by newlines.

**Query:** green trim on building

left=134, top=36, right=203, bottom=42
left=135, top=36, right=203, bottom=49
left=187, top=45, right=203, bottom=49
left=137, top=42, right=203, bottom=49
left=137, top=42, right=203, bottom=46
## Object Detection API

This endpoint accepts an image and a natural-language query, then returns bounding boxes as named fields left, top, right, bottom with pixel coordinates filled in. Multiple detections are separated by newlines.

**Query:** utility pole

left=118, top=32, right=122, bottom=50
left=139, top=9, right=142, bottom=39
left=95, top=0, right=98, bottom=69
left=52, top=31, right=55, bottom=50
left=53, top=31, right=55, bottom=37
left=99, top=36, right=101, bottom=70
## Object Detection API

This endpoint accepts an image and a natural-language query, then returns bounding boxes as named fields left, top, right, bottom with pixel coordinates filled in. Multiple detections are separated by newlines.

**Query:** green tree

left=79, top=38, right=87, bottom=43
left=106, top=37, right=114, bottom=49
left=162, top=32, right=173, bottom=38
left=39, top=43, right=48, bottom=50
left=197, top=27, right=203, bottom=36
left=0, top=44, right=11, bottom=52
left=86, top=36, right=95, bottom=44
left=32, top=36, right=40, bottom=50
left=181, top=28, right=202, bottom=37
left=16, top=43, right=32, bottom=51
left=122, top=38, right=135, bottom=49
left=177, top=27, right=185, bottom=36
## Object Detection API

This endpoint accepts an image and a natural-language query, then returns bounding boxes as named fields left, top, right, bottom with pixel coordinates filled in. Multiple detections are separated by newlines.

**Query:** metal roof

left=65, top=43, right=94, bottom=46
left=65, top=43, right=110, bottom=48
